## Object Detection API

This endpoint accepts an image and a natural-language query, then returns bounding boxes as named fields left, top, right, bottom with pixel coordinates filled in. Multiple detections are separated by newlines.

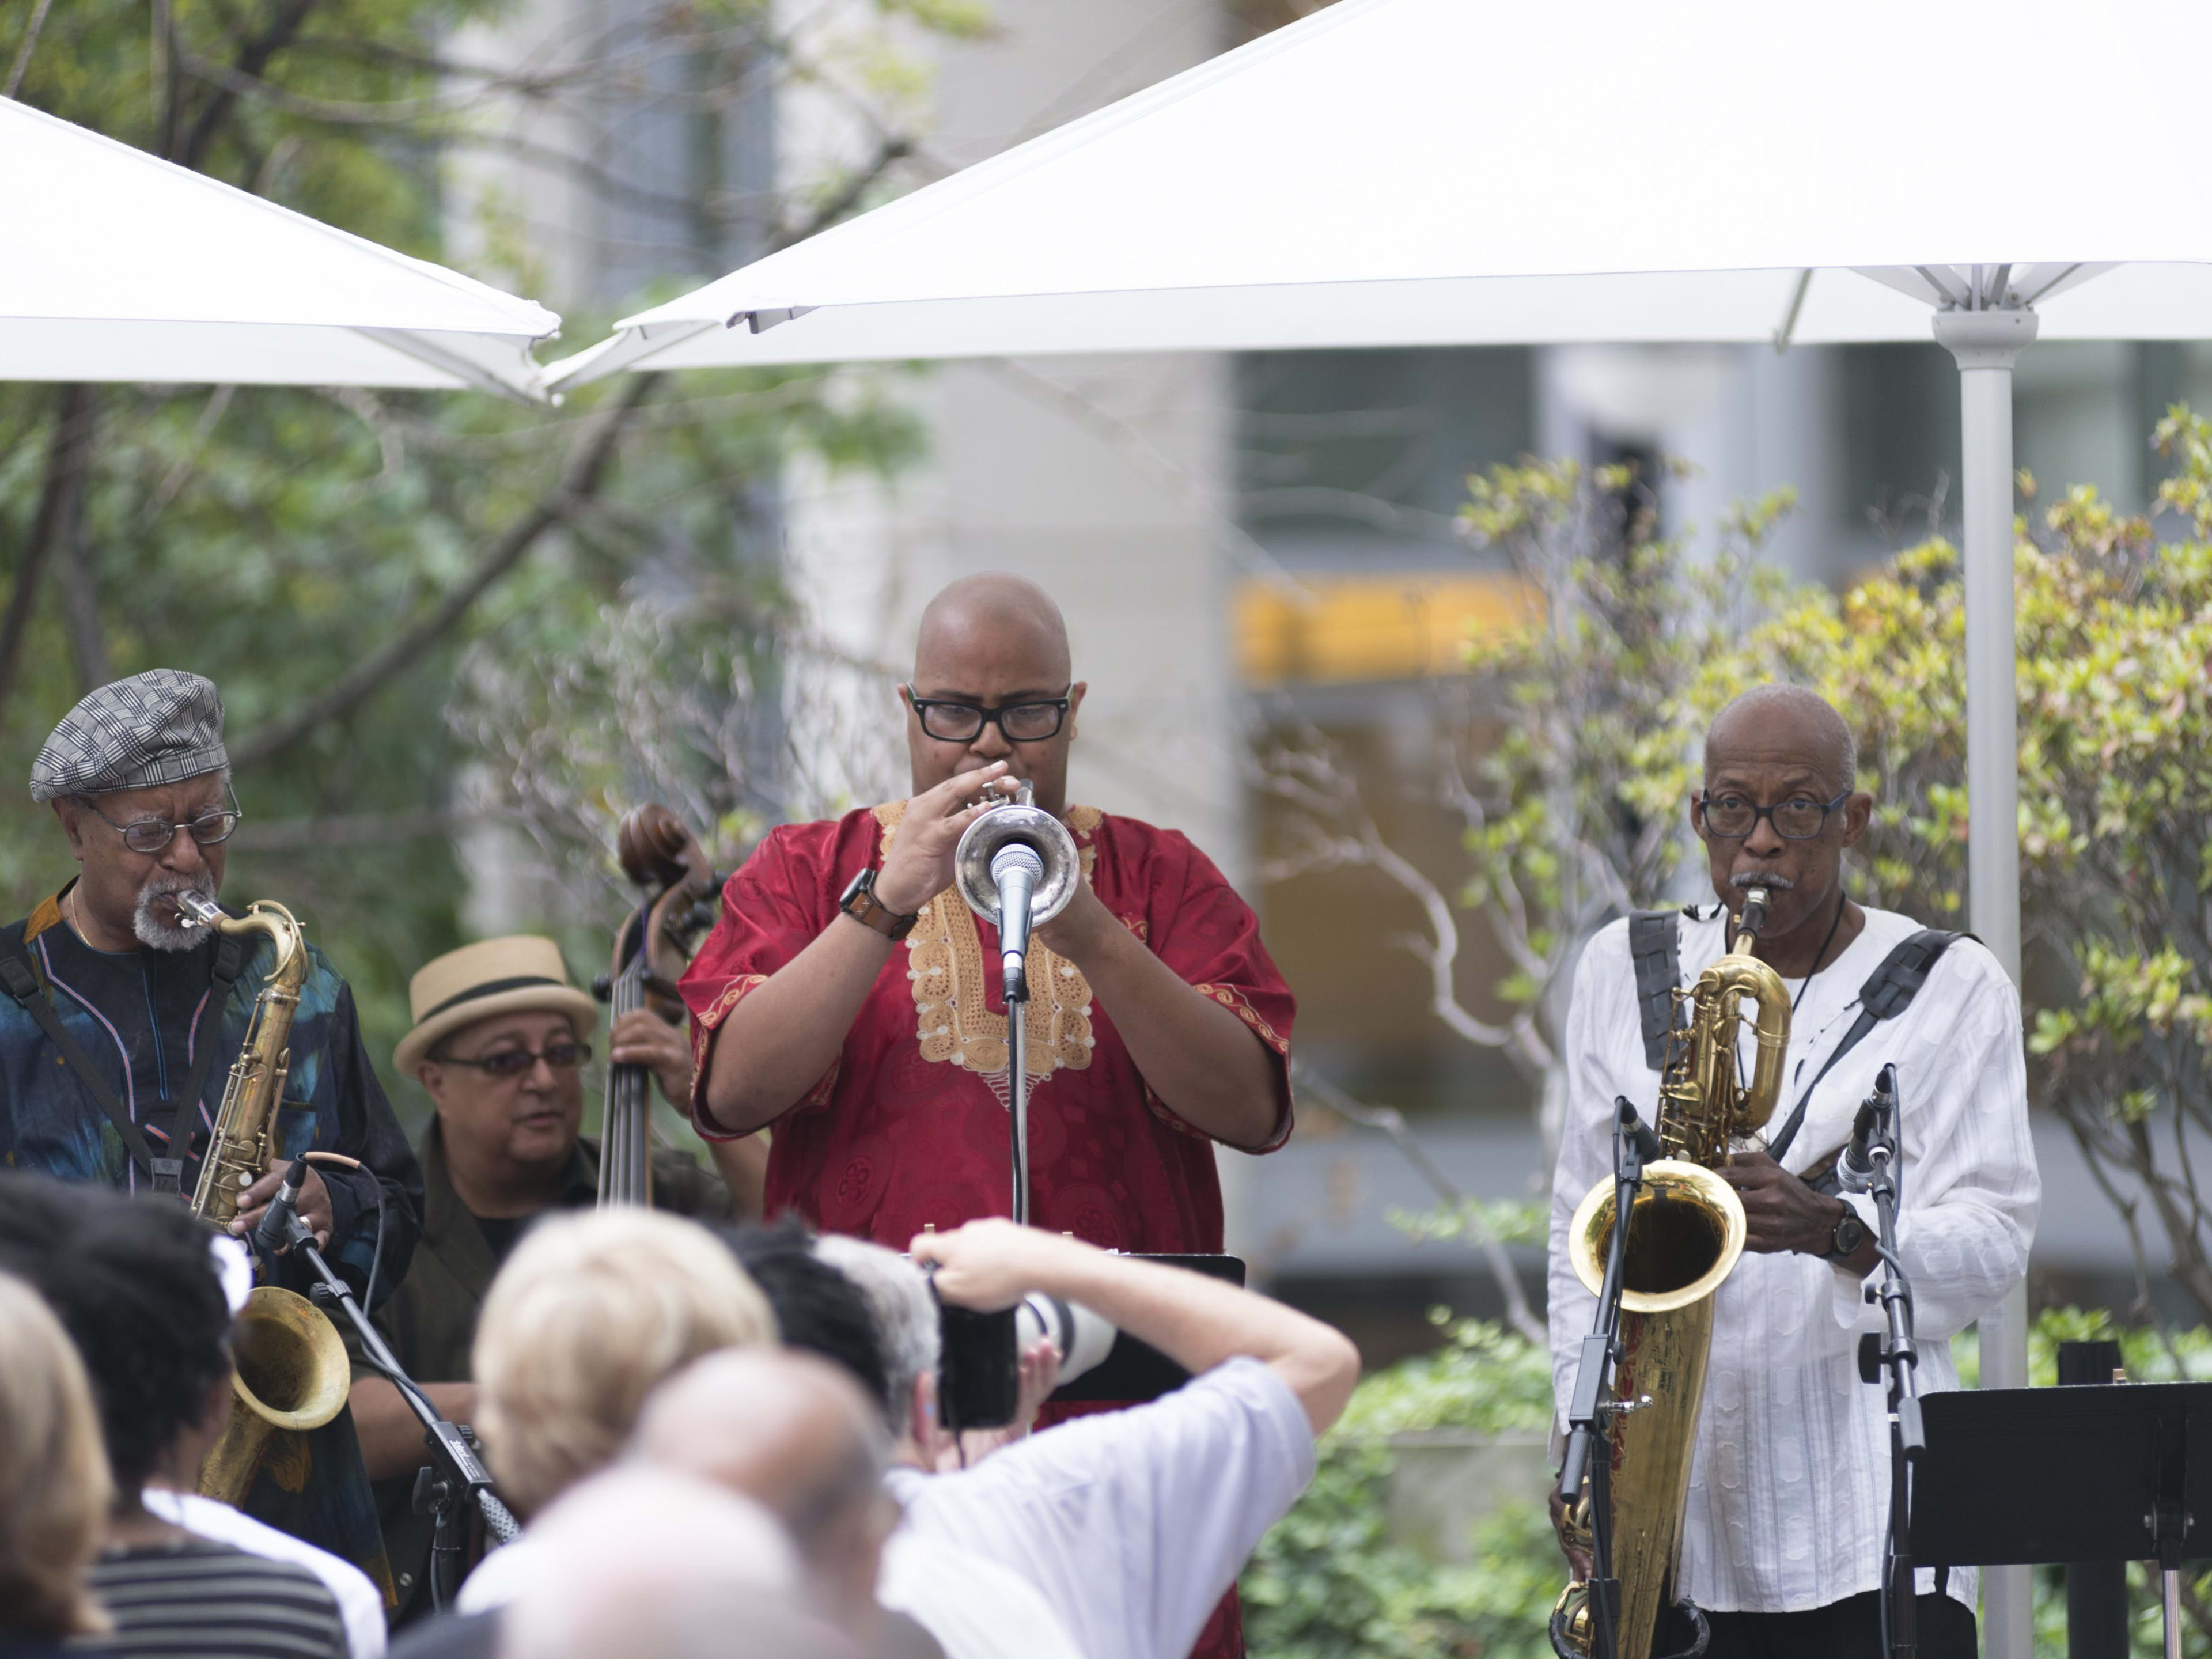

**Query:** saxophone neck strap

left=168, top=928, right=251, bottom=1191
left=1628, top=908, right=1693, bottom=1073
left=1766, top=927, right=1972, bottom=1165
left=0, top=921, right=169, bottom=1186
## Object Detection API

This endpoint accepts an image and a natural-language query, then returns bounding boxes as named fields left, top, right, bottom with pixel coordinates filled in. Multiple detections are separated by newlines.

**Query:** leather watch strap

left=839, top=869, right=918, bottom=941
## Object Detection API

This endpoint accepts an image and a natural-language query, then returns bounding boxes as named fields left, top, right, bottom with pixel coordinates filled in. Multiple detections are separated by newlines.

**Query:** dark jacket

left=364, top=1115, right=733, bottom=1622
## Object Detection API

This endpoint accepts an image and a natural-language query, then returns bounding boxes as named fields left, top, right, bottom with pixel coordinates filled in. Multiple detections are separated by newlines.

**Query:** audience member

left=0, top=1172, right=347, bottom=1659
left=453, top=1207, right=777, bottom=1614
left=820, top=1222, right=1359, bottom=1659
left=0, top=1270, right=111, bottom=1658
left=496, top=1467, right=840, bottom=1659
left=631, top=1349, right=940, bottom=1657
left=721, top=1220, right=892, bottom=1420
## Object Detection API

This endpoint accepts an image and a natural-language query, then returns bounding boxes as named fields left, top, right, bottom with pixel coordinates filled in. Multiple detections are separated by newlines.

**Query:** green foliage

left=1456, top=414, right=2212, bottom=1323
left=1446, top=459, right=1798, bottom=1084
left=1243, top=1318, right=1562, bottom=1658
left=0, top=0, right=939, bottom=1089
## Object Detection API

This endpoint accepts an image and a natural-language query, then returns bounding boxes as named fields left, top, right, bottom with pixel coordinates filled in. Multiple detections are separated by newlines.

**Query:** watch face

left=1836, top=1215, right=1866, bottom=1254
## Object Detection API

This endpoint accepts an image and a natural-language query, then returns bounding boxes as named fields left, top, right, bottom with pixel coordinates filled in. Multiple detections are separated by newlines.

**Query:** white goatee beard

left=134, top=877, right=215, bottom=952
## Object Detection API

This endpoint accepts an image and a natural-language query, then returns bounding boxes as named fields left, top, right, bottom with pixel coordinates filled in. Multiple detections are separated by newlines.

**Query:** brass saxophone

left=176, top=892, right=350, bottom=1505
left=1552, top=890, right=1790, bottom=1659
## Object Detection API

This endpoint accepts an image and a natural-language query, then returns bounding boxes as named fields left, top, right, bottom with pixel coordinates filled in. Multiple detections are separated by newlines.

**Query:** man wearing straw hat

left=352, top=934, right=755, bottom=1624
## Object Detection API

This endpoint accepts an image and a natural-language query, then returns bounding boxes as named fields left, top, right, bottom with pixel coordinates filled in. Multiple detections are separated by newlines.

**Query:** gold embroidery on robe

left=873, top=799, right=1101, bottom=1082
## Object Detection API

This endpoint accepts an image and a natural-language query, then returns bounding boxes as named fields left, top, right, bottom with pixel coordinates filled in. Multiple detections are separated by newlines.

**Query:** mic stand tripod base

left=263, top=1215, right=517, bottom=1611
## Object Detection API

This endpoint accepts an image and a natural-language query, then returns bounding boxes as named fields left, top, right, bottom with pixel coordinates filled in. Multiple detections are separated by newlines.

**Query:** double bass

left=596, top=804, right=721, bottom=1207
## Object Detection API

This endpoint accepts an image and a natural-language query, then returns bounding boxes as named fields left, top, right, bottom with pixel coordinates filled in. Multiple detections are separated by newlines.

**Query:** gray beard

left=134, top=875, right=215, bottom=952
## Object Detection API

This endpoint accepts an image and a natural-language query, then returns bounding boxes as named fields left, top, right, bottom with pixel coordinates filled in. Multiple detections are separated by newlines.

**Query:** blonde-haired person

left=0, top=1270, right=111, bottom=1655
left=450, top=1208, right=777, bottom=1618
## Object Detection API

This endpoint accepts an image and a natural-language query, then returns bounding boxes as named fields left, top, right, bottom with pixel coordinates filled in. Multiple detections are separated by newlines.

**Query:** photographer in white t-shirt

left=819, top=1221, right=1359, bottom=1659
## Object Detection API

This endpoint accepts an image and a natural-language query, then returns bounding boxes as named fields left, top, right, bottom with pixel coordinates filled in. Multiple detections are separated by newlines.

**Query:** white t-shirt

left=143, top=1486, right=388, bottom=1659
left=885, top=1357, right=1316, bottom=1659
left=878, top=1525, right=1087, bottom=1659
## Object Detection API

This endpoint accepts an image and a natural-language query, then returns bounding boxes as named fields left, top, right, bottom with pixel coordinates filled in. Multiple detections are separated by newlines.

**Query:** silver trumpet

left=952, top=779, right=1079, bottom=1226
left=953, top=779, right=1080, bottom=1003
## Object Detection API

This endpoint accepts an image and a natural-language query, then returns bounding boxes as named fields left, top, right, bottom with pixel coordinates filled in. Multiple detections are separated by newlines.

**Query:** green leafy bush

left=1243, top=1317, right=1562, bottom=1658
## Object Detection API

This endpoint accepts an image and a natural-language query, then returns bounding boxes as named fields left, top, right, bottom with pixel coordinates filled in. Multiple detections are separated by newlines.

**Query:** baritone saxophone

left=176, top=893, right=351, bottom=1505
left=1551, top=890, right=1790, bottom=1659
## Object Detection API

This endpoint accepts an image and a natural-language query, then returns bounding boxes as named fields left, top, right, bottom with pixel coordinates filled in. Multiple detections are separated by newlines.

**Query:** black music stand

left=1912, top=1381, right=2212, bottom=1659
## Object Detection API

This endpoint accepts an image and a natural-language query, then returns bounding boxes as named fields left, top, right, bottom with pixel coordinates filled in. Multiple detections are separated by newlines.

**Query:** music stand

left=1912, top=1382, right=2212, bottom=1659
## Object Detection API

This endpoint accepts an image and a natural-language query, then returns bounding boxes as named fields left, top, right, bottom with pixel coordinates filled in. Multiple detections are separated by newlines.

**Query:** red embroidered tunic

left=679, top=801, right=1295, bottom=1253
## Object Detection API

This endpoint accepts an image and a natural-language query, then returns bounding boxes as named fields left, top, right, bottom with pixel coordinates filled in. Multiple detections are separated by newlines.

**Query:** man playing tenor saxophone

left=0, top=670, right=423, bottom=1582
left=1546, top=685, right=2039, bottom=1659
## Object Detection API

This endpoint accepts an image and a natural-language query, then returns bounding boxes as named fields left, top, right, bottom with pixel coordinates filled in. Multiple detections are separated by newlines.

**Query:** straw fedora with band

left=395, top=935, right=599, bottom=1080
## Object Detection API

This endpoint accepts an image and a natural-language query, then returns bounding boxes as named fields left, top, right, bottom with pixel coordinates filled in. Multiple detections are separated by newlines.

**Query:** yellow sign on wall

left=1235, top=573, right=1533, bottom=688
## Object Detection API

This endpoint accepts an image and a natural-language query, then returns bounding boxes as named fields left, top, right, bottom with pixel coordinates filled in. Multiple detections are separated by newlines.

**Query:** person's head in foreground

left=0, top=1267, right=113, bottom=1642
left=809, top=1234, right=948, bottom=1464
left=633, top=1348, right=896, bottom=1645
left=721, top=1219, right=892, bottom=1423
left=902, top=573, right=1083, bottom=818
left=1694, top=683, right=1871, bottom=947
left=32, top=668, right=240, bottom=955
left=471, top=1207, right=777, bottom=1517
left=495, top=1465, right=853, bottom=1659
left=0, top=1171, right=234, bottom=1510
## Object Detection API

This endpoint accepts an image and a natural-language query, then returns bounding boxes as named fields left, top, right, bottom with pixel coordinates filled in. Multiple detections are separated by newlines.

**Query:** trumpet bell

left=953, top=802, right=1080, bottom=929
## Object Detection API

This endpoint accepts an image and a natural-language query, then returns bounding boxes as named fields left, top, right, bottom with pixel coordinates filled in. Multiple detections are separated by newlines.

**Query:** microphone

left=254, top=1161, right=306, bottom=1252
left=1615, top=1097, right=1663, bottom=1166
left=991, top=842, right=1047, bottom=1002
left=1839, top=1065, right=1897, bottom=1194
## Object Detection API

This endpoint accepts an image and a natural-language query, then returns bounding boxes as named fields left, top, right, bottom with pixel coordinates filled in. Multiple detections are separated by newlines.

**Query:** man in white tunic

left=1547, top=685, right=2039, bottom=1659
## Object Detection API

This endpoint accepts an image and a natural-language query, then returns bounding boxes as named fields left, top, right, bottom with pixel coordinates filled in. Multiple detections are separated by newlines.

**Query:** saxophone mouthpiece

left=1737, top=887, right=1771, bottom=943
left=174, top=891, right=224, bottom=929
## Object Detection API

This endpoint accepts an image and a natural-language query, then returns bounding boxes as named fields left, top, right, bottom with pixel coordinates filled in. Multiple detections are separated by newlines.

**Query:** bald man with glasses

left=681, top=571, right=1296, bottom=1258
left=1544, top=685, right=2037, bottom=1659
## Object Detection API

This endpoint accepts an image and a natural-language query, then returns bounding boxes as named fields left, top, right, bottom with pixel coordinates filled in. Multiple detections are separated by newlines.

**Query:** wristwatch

left=1824, top=1206, right=1868, bottom=1261
left=839, top=868, right=919, bottom=941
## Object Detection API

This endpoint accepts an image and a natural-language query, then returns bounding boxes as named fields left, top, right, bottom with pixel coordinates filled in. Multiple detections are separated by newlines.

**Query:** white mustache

left=1730, top=873, right=1796, bottom=891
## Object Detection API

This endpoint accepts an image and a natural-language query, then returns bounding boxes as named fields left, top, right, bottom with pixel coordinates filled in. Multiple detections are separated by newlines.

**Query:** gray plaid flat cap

left=30, top=670, right=228, bottom=804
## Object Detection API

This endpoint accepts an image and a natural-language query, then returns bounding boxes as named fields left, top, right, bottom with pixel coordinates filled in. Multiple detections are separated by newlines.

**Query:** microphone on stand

left=1839, top=1064, right=1899, bottom=1194
left=991, top=843, right=1048, bottom=1003
left=1616, top=1097, right=1663, bottom=1166
left=254, top=1162, right=307, bottom=1253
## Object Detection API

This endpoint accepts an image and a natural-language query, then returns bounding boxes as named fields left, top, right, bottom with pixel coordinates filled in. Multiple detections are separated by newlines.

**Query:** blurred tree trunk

left=0, top=382, right=95, bottom=714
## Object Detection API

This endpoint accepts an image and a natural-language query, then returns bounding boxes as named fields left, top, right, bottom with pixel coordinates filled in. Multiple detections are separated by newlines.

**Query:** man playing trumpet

left=1546, top=685, right=2038, bottom=1658
left=680, top=573, right=1296, bottom=1256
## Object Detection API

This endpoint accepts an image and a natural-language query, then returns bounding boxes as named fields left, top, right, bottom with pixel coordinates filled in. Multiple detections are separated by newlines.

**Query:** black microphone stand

left=1852, top=1065, right=1923, bottom=1659
left=259, top=1207, right=520, bottom=1611
left=1553, top=1097, right=1660, bottom=1659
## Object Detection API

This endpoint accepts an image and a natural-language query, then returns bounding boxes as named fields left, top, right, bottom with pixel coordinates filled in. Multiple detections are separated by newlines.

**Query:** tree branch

left=229, top=375, right=658, bottom=771
left=0, top=384, right=94, bottom=719
left=178, top=0, right=320, bottom=168
left=1294, top=1064, right=1546, bottom=1345
left=2, top=0, right=55, bottom=99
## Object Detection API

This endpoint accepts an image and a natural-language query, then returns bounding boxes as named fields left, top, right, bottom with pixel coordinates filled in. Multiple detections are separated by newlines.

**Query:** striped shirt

left=85, top=1539, right=347, bottom=1659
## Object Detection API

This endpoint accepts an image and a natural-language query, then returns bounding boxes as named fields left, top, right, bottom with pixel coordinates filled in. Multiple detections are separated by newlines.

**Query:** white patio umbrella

left=1, top=97, right=558, bottom=398
left=550, top=3, right=2212, bottom=1646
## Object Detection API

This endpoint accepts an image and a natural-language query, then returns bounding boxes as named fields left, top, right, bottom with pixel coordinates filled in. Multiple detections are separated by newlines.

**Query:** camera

left=938, top=1291, right=1115, bottom=1431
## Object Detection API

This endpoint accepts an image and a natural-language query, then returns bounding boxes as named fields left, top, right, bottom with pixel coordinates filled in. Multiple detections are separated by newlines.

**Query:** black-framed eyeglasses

left=434, top=1040, right=593, bottom=1080
left=79, top=787, right=244, bottom=855
left=1697, top=789, right=1852, bottom=841
left=904, top=685, right=1073, bottom=744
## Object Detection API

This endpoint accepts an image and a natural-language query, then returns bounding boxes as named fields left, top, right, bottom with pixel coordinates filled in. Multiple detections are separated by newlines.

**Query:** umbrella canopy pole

left=1936, top=303, right=2038, bottom=1659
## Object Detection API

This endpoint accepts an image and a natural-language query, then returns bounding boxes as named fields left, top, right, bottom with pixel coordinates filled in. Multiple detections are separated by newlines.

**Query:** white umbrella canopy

left=1, top=97, right=558, bottom=399
left=547, top=0, right=2212, bottom=377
